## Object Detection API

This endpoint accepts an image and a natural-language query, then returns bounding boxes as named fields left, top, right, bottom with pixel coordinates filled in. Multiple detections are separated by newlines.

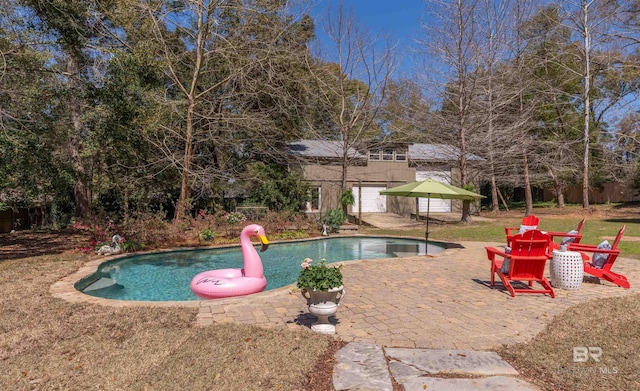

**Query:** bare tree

left=418, top=0, right=482, bottom=222
left=559, top=0, right=621, bottom=209
left=474, top=0, right=531, bottom=213
left=305, top=3, right=397, bottom=194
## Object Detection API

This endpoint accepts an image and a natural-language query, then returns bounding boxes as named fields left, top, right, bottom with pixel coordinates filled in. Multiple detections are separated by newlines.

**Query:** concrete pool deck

left=51, top=240, right=640, bottom=351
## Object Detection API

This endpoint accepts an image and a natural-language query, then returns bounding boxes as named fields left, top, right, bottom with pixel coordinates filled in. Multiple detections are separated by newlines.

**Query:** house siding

left=292, top=140, right=482, bottom=218
left=301, top=161, right=416, bottom=215
left=301, top=161, right=466, bottom=217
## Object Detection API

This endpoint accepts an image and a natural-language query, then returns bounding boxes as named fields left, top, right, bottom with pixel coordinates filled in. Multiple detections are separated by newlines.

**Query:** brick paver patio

left=52, top=241, right=640, bottom=350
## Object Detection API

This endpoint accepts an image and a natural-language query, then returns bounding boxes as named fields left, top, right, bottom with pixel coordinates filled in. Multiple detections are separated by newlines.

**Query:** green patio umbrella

left=380, top=180, right=485, bottom=251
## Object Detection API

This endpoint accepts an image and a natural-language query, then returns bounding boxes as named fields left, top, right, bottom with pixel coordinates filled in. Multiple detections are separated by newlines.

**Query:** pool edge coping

left=50, top=234, right=456, bottom=308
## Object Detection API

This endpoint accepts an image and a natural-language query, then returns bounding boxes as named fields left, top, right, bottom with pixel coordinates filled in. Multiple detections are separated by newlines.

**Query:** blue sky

left=310, top=0, right=425, bottom=76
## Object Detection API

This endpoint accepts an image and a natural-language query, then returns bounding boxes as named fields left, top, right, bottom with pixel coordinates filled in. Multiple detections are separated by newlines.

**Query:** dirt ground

left=0, top=230, right=87, bottom=261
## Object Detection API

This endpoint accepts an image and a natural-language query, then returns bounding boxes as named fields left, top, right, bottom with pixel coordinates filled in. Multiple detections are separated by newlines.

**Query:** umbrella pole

left=425, top=194, right=430, bottom=254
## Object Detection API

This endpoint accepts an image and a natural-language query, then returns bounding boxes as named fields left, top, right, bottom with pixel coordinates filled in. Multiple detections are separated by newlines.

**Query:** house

left=288, top=140, right=483, bottom=219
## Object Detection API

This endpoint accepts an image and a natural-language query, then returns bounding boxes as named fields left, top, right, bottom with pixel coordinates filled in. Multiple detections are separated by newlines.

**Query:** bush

left=73, top=219, right=121, bottom=253
left=244, top=162, right=309, bottom=212
left=323, top=208, right=346, bottom=233
left=120, top=211, right=187, bottom=248
left=271, top=230, right=309, bottom=240
left=200, top=228, right=215, bottom=242
left=120, top=239, right=144, bottom=252
left=262, top=211, right=310, bottom=234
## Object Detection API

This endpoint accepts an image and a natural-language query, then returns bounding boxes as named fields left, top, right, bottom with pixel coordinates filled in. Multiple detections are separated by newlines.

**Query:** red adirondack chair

left=486, top=230, right=555, bottom=298
left=568, top=225, right=629, bottom=289
left=505, top=215, right=540, bottom=247
left=547, top=218, right=586, bottom=250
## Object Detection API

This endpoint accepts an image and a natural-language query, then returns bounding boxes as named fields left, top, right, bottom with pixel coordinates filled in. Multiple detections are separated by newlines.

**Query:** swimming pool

left=76, top=236, right=444, bottom=302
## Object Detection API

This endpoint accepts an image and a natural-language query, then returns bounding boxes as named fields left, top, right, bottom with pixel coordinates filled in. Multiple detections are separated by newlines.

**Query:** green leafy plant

left=200, top=228, right=215, bottom=241
left=120, top=239, right=144, bottom=252
left=323, top=208, right=346, bottom=233
left=463, top=184, right=476, bottom=192
left=340, top=189, right=355, bottom=207
left=296, top=258, right=343, bottom=291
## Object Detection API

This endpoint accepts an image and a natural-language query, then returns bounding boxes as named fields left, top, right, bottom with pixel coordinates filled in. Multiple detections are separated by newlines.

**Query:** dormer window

left=368, top=148, right=407, bottom=161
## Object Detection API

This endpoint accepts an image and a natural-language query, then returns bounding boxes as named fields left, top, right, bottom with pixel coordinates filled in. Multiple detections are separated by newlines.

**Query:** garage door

left=416, top=171, right=451, bottom=213
left=352, top=186, right=387, bottom=213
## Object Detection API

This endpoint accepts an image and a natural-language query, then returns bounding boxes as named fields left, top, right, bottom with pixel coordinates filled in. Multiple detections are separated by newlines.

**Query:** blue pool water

left=77, top=237, right=444, bottom=301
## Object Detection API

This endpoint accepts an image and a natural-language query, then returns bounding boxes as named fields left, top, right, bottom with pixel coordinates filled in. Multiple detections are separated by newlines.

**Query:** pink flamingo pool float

left=190, top=224, right=269, bottom=299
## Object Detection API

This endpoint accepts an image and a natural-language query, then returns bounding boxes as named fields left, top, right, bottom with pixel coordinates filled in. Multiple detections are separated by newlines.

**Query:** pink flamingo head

left=241, top=224, right=269, bottom=252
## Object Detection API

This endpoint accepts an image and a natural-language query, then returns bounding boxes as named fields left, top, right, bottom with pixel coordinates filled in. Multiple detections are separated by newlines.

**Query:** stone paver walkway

left=194, top=241, right=640, bottom=350
left=51, top=240, right=640, bottom=351
left=333, top=342, right=540, bottom=391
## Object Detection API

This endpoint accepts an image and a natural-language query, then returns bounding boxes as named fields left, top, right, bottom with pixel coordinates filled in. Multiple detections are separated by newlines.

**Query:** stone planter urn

left=301, top=286, right=345, bottom=334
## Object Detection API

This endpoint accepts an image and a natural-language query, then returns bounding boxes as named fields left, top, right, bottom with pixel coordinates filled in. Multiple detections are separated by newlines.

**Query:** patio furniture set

left=486, top=216, right=629, bottom=298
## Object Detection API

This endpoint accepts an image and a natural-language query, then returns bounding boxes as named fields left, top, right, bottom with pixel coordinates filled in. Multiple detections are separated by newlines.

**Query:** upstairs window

left=368, top=148, right=407, bottom=161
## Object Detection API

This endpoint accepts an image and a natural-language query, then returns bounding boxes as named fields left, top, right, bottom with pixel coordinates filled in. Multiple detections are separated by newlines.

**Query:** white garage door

left=416, top=171, right=452, bottom=213
left=352, top=186, right=387, bottom=213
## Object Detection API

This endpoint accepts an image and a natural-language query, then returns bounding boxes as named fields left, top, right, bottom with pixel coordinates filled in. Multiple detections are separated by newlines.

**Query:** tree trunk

left=523, top=151, right=533, bottom=216
left=67, top=55, right=90, bottom=218
left=341, top=142, right=349, bottom=214
left=548, top=168, right=565, bottom=208
left=490, top=172, right=499, bottom=212
left=175, top=101, right=195, bottom=220
left=462, top=200, right=471, bottom=223
left=497, top=187, right=510, bottom=212
left=582, top=0, right=591, bottom=209
left=123, top=187, right=130, bottom=221
left=458, top=124, right=470, bottom=221
left=174, top=2, right=206, bottom=221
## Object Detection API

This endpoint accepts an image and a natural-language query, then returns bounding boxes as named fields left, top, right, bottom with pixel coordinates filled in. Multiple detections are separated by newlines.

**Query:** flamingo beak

left=258, top=234, right=269, bottom=252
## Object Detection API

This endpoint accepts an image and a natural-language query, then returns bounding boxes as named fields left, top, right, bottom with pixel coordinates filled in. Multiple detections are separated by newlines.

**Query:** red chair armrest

left=576, top=248, right=620, bottom=255
left=485, top=246, right=511, bottom=259
left=505, top=227, right=519, bottom=236
left=567, top=243, right=598, bottom=251
left=567, top=245, right=620, bottom=256
left=546, top=231, right=583, bottom=239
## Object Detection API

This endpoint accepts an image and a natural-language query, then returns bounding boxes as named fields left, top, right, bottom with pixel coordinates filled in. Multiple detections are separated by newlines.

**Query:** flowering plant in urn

left=297, top=258, right=345, bottom=334
left=296, top=258, right=343, bottom=291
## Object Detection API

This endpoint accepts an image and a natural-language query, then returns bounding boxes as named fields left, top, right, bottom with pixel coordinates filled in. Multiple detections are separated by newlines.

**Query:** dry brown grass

left=2, top=204, right=639, bottom=390
left=0, top=252, right=334, bottom=391
left=499, top=295, right=640, bottom=391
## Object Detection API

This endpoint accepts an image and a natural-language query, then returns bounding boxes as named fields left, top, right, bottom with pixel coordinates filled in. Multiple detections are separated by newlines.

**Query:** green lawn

left=362, top=206, right=640, bottom=259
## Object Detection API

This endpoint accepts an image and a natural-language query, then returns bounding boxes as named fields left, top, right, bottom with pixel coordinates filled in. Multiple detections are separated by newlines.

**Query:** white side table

left=550, top=250, right=584, bottom=289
